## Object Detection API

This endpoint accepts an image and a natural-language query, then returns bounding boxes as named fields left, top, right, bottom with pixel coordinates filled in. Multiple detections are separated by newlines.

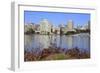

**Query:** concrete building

left=59, top=20, right=76, bottom=34
left=79, top=21, right=90, bottom=30
left=24, top=23, right=35, bottom=33
left=55, top=27, right=60, bottom=34
left=65, top=20, right=76, bottom=33
left=51, top=26, right=56, bottom=33
left=39, top=19, right=52, bottom=34
left=67, top=20, right=75, bottom=31
left=59, top=24, right=65, bottom=34
left=35, top=25, right=40, bottom=34
left=85, top=21, right=90, bottom=30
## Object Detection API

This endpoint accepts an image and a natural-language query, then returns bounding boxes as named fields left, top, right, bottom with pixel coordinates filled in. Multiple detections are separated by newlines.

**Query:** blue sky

left=24, top=11, right=90, bottom=27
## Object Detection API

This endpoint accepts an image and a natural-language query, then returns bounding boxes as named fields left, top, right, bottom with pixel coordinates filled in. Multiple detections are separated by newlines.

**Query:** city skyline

left=24, top=11, right=90, bottom=27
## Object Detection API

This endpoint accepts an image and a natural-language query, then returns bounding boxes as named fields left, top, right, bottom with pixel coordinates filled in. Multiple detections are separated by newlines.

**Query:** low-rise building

left=55, top=27, right=60, bottom=34
left=24, top=23, right=35, bottom=33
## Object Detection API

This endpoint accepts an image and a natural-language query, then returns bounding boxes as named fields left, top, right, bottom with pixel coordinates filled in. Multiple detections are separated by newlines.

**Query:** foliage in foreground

left=24, top=48, right=90, bottom=61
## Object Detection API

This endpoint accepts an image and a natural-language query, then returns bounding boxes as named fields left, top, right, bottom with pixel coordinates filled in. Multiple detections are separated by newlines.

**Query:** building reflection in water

left=24, top=33, right=90, bottom=52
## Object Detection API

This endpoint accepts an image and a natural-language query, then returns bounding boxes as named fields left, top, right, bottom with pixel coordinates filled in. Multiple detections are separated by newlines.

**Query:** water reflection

left=24, top=33, right=90, bottom=52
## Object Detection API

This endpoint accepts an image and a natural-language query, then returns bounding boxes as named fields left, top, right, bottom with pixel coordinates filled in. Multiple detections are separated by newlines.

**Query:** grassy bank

left=24, top=48, right=90, bottom=61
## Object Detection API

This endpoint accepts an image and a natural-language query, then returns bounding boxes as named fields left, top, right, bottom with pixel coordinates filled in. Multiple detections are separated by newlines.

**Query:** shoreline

left=24, top=32, right=90, bottom=36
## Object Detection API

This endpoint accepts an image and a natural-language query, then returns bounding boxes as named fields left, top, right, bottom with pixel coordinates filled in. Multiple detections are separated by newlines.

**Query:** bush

left=24, top=28, right=35, bottom=34
left=65, top=31, right=76, bottom=35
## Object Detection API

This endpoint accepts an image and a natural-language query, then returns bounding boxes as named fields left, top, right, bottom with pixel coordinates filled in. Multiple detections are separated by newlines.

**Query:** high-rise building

left=66, top=20, right=75, bottom=32
left=39, top=19, right=52, bottom=34
left=67, top=20, right=74, bottom=30
left=87, top=20, right=90, bottom=30
left=82, top=21, right=90, bottom=30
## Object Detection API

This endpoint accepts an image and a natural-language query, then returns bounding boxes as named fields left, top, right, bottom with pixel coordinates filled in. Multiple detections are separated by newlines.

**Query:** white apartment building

left=39, top=19, right=52, bottom=34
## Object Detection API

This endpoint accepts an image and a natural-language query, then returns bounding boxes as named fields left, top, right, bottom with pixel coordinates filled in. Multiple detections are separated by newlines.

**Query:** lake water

left=24, top=33, right=90, bottom=53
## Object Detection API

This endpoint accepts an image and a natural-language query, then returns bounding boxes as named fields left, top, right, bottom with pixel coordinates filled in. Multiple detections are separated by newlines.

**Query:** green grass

left=44, top=53, right=66, bottom=60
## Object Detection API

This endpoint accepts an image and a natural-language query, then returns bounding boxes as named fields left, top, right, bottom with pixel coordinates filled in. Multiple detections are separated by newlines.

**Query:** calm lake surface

left=24, top=33, right=90, bottom=53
